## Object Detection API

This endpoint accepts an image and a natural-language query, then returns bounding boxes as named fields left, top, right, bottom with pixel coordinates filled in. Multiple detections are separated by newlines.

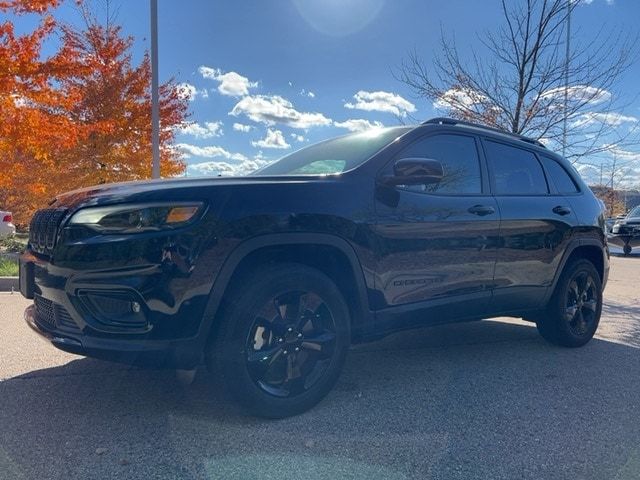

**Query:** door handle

left=468, top=205, right=495, bottom=216
left=552, top=205, right=572, bottom=216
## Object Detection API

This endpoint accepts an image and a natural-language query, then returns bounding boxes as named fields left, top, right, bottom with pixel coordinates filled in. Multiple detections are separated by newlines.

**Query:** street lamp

left=150, top=0, right=160, bottom=179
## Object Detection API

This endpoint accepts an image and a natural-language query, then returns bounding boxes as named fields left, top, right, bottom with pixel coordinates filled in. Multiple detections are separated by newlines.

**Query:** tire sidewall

left=548, top=259, right=603, bottom=347
left=216, top=263, right=351, bottom=417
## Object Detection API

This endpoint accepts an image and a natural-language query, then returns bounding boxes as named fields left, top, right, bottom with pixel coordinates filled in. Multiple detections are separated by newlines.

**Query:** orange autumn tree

left=0, top=1, right=188, bottom=227
left=0, top=0, right=86, bottom=225
left=58, top=7, right=188, bottom=186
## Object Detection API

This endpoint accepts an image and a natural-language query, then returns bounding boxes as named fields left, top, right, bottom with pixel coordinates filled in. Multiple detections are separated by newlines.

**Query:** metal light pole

left=562, top=0, right=571, bottom=158
left=150, top=0, right=160, bottom=179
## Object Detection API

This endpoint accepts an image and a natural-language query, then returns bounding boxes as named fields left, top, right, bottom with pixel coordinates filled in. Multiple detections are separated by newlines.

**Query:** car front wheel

left=209, top=263, right=350, bottom=418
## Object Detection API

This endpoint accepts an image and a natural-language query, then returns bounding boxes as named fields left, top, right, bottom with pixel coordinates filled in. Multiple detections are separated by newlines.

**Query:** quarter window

left=540, top=156, right=579, bottom=194
left=484, top=141, right=548, bottom=195
left=394, top=134, right=482, bottom=194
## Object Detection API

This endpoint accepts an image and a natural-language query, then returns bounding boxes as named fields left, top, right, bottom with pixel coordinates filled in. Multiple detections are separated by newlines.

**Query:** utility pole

left=562, top=0, right=571, bottom=158
left=150, top=0, right=160, bottom=179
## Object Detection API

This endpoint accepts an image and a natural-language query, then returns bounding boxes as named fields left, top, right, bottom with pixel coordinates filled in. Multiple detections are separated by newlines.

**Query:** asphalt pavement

left=1, top=253, right=639, bottom=480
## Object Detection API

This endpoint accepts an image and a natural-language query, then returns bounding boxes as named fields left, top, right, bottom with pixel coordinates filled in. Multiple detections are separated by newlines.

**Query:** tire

left=536, top=259, right=602, bottom=347
left=208, top=263, right=350, bottom=418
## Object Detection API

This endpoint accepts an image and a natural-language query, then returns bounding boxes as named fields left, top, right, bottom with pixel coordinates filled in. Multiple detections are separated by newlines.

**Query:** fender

left=195, top=232, right=371, bottom=346
left=542, top=236, right=608, bottom=304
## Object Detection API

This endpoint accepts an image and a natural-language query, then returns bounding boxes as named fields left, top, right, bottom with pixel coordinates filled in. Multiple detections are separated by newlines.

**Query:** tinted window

left=395, top=134, right=482, bottom=194
left=540, top=156, right=579, bottom=194
left=484, top=141, right=548, bottom=195
left=255, top=127, right=411, bottom=176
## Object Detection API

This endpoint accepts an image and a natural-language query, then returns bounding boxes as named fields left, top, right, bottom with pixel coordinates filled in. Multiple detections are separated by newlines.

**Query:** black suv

left=20, top=118, right=609, bottom=417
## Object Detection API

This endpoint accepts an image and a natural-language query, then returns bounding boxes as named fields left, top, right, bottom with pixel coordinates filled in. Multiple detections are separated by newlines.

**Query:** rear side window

left=540, top=156, right=579, bottom=194
left=395, top=134, right=482, bottom=194
left=484, top=140, right=548, bottom=195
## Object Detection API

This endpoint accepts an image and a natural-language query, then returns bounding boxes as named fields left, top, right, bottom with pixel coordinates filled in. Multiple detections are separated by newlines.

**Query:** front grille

left=34, top=295, right=56, bottom=329
left=29, top=208, right=67, bottom=257
left=34, top=295, right=81, bottom=333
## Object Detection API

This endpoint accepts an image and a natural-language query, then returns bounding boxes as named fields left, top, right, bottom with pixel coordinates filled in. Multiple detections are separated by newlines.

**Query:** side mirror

left=382, top=158, right=444, bottom=186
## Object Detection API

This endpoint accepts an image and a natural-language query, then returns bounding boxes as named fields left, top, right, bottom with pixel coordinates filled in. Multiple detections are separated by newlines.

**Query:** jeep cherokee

left=19, top=117, right=609, bottom=418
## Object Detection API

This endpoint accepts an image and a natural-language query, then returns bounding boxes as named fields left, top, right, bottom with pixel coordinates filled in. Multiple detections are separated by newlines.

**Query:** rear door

left=482, top=139, right=579, bottom=312
left=372, top=132, right=499, bottom=325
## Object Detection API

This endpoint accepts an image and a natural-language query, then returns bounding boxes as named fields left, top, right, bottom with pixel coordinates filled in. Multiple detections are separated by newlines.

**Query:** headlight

left=612, top=223, right=622, bottom=234
left=68, top=202, right=203, bottom=233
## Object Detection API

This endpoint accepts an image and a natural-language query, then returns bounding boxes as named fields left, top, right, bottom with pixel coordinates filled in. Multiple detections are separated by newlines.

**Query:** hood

left=50, top=175, right=337, bottom=209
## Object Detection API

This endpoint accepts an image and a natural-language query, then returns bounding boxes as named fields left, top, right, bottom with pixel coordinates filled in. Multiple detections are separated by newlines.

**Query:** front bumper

left=607, top=232, right=640, bottom=249
left=19, top=246, right=214, bottom=369
left=24, top=304, right=202, bottom=368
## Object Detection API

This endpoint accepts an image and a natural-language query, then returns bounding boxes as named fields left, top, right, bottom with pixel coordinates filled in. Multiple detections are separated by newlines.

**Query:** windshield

left=253, top=127, right=411, bottom=176
left=628, top=205, right=640, bottom=218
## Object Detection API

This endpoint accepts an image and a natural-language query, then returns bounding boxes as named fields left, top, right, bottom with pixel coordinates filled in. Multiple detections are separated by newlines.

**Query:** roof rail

left=422, top=117, right=546, bottom=149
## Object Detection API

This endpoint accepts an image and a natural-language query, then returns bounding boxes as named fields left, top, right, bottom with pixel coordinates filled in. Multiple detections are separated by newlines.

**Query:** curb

left=0, top=277, right=19, bottom=292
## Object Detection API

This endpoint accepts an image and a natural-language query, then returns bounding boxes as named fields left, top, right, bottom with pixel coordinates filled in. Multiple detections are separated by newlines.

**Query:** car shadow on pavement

left=2, top=319, right=640, bottom=480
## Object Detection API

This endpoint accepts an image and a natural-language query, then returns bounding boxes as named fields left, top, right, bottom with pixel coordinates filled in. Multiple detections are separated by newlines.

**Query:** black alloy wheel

left=563, top=271, right=598, bottom=337
left=536, top=259, right=602, bottom=347
left=209, top=263, right=350, bottom=418
left=245, top=290, right=338, bottom=398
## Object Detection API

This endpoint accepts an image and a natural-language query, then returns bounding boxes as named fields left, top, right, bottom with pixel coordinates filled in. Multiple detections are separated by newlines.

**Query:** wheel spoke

left=247, top=345, right=283, bottom=366
left=302, top=329, right=336, bottom=358
left=583, top=277, right=594, bottom=297
left=275, top=292, right=304, bottom=325
left=564, top=305, right=578, bottom=322
left=583, top=299, right=597, bottom=313
left=283, top=375, right=306, bottom=396
left=568, top=280, right=580, bottom=302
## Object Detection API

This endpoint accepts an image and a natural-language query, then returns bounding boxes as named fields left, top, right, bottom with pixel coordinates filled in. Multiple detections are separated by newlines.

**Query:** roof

left=421, top=117, right=547, bottom=149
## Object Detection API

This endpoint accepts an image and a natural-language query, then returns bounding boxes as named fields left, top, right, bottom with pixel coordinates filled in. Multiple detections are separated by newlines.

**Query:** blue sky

left=15, top=0, right=640, bottom=183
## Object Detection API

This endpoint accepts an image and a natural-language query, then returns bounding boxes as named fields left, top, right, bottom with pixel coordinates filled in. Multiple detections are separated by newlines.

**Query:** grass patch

left=0, top=236, right=26, bottom=254
left=0, top=257, right=18, bottom=277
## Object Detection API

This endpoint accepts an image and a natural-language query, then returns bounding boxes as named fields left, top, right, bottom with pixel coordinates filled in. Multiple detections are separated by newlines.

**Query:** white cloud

left=231, top=94, right=332, bottom=129
left=577, top=0, right=615, bottom=4
left=290, top=133, right=305, bottom=142
left=540, top=85, right=611, bottom=106
left=177, top=121, right=223, bottom=139
left=252, top=128, right=291, bottom=149
left=175, top=82, right=208, bottom=101
left=175, top=143, right=247, bottom=161
left=187, top=158, right=271, bottom=177
left=572, top=112, right=638, bottom=128
left=334, top=118, right=385, bottom=132
left=198, top=66, right=258, bottom=97
left=300, top=89, right=316, bottom=98
left=601, top=144, right=640, bottom=161
left=345, top=90, right=416, bottom=117
left=575, top=163, right=601, bottom=184
left=433, top=87, right=490, bottom=111
left=233, top=123, right=253, bottom=133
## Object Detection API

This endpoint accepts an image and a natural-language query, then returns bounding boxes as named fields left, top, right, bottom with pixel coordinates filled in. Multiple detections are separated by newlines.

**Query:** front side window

left=484, top=140, right=548, bottom=195
left=393, top=134, right=482, bottom=194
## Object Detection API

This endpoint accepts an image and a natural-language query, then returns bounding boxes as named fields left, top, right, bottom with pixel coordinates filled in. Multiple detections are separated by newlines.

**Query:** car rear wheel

left=536, top=259, right=602, bottom=347
left=208, top=263, right=350, bottom=418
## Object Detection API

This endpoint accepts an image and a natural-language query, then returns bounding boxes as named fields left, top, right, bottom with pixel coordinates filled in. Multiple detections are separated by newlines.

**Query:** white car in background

left=0, top=210, right=16, bottom=238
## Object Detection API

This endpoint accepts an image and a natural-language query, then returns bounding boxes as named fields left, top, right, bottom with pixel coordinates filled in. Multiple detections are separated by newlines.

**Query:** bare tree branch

left=396, top=0, right=640, bottom=170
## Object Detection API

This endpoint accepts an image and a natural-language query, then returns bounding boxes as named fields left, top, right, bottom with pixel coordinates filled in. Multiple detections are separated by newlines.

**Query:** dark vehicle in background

left=609, top=205, right=640, bottom=255
left=19, top=118, right=609, bottom=418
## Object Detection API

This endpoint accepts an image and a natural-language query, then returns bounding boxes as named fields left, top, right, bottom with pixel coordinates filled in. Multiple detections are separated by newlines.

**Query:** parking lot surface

left=1, top=253, right=639, bottom=480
